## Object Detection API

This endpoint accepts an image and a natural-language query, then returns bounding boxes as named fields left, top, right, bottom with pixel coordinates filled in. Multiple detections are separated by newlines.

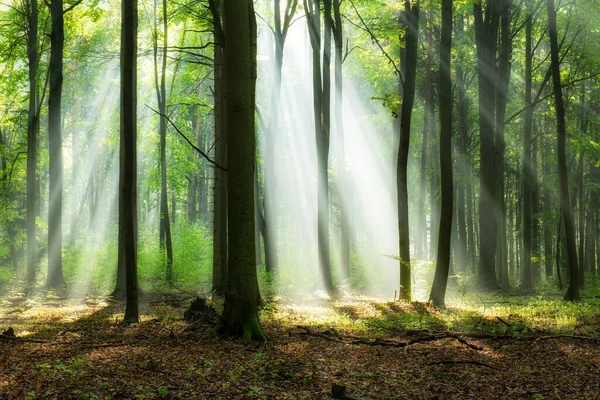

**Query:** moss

left=212, top=313, right=268, bottom=342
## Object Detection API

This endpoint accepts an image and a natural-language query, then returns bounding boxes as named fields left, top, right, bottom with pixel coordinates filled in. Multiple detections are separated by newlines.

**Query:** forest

left=1, top=0, right=600, bottom=398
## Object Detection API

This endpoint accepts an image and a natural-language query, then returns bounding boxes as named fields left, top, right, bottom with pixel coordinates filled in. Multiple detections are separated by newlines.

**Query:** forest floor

left=1, top=290, right=600, bottom=400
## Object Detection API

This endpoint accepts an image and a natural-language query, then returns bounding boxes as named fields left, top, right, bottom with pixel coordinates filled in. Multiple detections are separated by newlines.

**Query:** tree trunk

left=121, top=0, right=139, bottom=324
left=495, top=0, right=511, bottom=290
left=214, top=0, right=266, bottom=341
left=154, top=0, right=173, bottom=283
left=429, top=0, right=452, bottom=308
left=304, top=0, right=335, bottom=294
left=547, top=0, right=579, bottom=301
left=577, top=84, right=586, bottom=286
left=26, top=0, right=39, bottom=285
left=209, top=0, right=228, bottom=295
left=262, top=0, right=297, bottom=273
left=474, top=0, right=500, bottom=290
left=418, top=2, right=433, bottom=261
left=46, top=0, right=65, bottom=288
left=521, top=0, right=533, bottom=291
left=397, top=0, right=419, bottom=301
left=332, top=0, right=349, bottom=281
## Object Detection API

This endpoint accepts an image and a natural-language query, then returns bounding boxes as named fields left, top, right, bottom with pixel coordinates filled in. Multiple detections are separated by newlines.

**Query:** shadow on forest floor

left=1, top=290, right=600, bottom=399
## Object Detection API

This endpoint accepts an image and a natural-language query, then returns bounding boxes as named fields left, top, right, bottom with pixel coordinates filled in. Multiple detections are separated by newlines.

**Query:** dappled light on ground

left=1, top=292, right=600, bottom=399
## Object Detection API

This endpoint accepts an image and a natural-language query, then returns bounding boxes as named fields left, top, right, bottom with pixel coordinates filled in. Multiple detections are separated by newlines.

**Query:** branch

left=505, top=72, right=600, bottom=125
left=427, top=360, right=499, bottom=369
left=345, top=1, right=401, bottom=77
left=63, top=0, right=84, bottom=14
left=145, top=104, right=226, bottom=172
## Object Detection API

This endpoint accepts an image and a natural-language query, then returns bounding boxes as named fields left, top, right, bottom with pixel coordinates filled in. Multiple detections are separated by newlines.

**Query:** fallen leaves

left=0, top=293, right=599, bottom=399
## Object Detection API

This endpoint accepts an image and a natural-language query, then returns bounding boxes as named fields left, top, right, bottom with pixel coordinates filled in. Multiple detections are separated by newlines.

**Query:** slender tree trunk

left=121, top=0, right=139, bottom=324
left=209, top=0, right=228, bottom=295
left=332, top=0, right=349, bottom=280
left=397, top=0, right=419, bottom=301
left=262, top=0, right=297, bottom=273
left=304, top=0, right=335, bottom=294
left=495, top=0, right=511, bottom=290
left=154, top=0, right=173, bottom=283
left=214, top=0, right=266, bottom=341
left=46, top=0, right=65, bottom=288
left=26, top=0, right=39, bottom=285
left=418, top=3, right=433, bottom=261
left=577, top=84, right=586, bottom=286
left=521, top=1, right=533, bottom=290
left=429, top=0, right=452, bottom=307
left=547, top=0, right=579, bottom=301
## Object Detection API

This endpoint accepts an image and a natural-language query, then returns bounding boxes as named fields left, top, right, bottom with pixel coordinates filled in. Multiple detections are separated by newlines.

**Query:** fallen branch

left=0, top=335, right=49, bottom=344
left=296, top=327, right=483, bottom=351
left=428, top=360, right=498, bottom=369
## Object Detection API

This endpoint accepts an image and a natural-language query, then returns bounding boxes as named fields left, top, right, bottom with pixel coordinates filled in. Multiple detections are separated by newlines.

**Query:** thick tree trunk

left=397, top=0, right=419, bottom=301
left=214, top=0, right=266, bottom=341
left=547, top=0, right=579, bottom=301
left=474, top=1, right=500, bottom=290
left=429, top=0, right=452, bottom=308
left=46, top=0, right=65, bottom=288
left=121, top=0, right=139, bottom=324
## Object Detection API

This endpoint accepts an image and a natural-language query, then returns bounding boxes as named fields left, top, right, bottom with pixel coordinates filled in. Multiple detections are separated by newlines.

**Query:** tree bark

left=26, top=0, right=39, bottom=285
left=474, top=0, right=500, bottom=290
left=304, top=0, right=335, bottom=294
left=121, top=0, right=139, bottom=324
left=209, top=0, right=228, bottom=295
left=332, top=0, right=349, bottom=281
left=523, top=42, right=534, bottom=291
left=418, top=2, right=433, bottom=261
left=46, top=0, right=65, bottom=288
left=397, top=0, right=419, bottom=301
left=154, top=0, right=173, bottom=283
left=429, top=0, right=452, bottom=308
left=546, top=0, right=579, bottom=301
left=214, top=0, right=266, bottom=341
left=495, top=0, right=511, bottom=290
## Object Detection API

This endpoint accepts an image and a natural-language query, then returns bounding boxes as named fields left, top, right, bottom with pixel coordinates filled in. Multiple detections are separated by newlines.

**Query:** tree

left=45, top=0, right=84, bottom=288
left=331, top=0, right=349, bottom=280
left=546, top=0, right=579, bottom=301
left=429, top=0, right=452, bottom=308
left=474, top=0, right=501, bottom=290
left=396, top=0, right=419, bottom=301
left=262, top=0, right=297, bottom=273
left=213, top=0, right=266, bottom=341
left=46, top=0, right=66, bottom=288
left=521, top=0, right=534, bottom=290
left=24, top=0, right=40, bottom=285
left=208, top=0, right=227, bottom=295
left=304, top=0, right=335, bottom=295
left=121, top=0, right=139, bottom=324
left=494, top=0, right=511, bottom=290
left=153, top=0, right=174, bottom=283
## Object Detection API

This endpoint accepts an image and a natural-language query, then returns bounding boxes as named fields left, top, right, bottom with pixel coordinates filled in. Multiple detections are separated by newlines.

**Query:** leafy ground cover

left=1, top=290, right=600, bottom=399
